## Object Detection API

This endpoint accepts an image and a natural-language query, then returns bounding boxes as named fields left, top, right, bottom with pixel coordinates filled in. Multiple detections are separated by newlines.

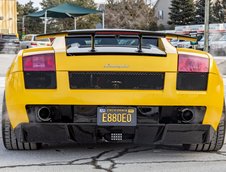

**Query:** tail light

left=178, top=54, right=209, bottom=72
left=23, top=53, right=56, bottom=89
left=47, top=43, right=52, bottom=46
left=177, top=54, right=209, bottom=91
left=23, top=53, right=55, bottom=71
left=31, top=42, right=37, bottom=46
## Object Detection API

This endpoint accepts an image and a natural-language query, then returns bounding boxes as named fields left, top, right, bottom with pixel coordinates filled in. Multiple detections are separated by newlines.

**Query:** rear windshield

left=65, top=35, right=164, bottom=56
left=34, top=37, right=50, bottom=42
left=66, top=36, right=158, bottom=47
left=2, top=35, right=17, bottom=39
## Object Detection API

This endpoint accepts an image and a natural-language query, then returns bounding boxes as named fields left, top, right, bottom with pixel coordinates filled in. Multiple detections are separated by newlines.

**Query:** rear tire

left=183, top=106, right=225, bottom=152
left=2, top=93, right=41, bottom=150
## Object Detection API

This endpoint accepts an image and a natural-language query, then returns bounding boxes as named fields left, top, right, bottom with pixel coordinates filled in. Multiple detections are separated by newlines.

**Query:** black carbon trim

left=69, top=72, right=165, bottom=90
left=177, top=72, right=208, bottom=90
left=24, top=72, right=56, bottom=89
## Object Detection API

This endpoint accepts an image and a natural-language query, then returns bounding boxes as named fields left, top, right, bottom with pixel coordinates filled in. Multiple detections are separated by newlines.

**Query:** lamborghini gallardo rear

left=2, top=29, right=225, bottom=151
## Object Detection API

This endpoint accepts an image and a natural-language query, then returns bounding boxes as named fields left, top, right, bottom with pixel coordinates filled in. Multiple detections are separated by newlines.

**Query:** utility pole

left=102, top=0, right=106, bottom=29
left=44, top=10, right=47, bottom=34
left=204, top=0, right=210, bottom=52
left=22, top=16, right=25, bottom=36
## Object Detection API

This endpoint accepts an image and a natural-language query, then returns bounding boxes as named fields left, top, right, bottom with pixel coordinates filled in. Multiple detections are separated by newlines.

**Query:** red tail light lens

left=178, top=54, right=209, bottom=72
left=23, top=53, right=55, bottom=71
left=30, top=42, right=37, bottom=46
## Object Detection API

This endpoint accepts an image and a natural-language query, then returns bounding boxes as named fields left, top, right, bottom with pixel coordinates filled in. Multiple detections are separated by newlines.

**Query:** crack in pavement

left=96, top=146, right=156, bottom=172
left=3, top=145, right=225, bottom=172
left=0, top=146, right=152, bottom=171
left=1, top=152, right=226, bottom=171
left=0, top=157, right=91, bottom=170
left=109, top=159, right=226, bottom=165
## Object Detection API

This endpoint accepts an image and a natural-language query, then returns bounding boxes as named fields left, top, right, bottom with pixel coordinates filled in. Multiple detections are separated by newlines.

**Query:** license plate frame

left=97, top=107, right=137, bottom=126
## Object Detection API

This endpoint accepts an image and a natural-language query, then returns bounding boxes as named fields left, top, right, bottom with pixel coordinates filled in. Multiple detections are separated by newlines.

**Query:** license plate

left=97, top=107, right=137, bottom=126
left=177, top=44, right=183, bottom=48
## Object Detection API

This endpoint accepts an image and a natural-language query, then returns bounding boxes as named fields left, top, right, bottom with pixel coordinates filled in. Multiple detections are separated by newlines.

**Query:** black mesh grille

left=24, top=72, right=56, bottom=89
left=69, top=72, right=164, bottom=90
left=177, top=72, right=208, bottom=90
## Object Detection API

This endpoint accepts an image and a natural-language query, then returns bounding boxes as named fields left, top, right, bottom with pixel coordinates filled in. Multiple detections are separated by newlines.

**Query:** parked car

left=2, top=29, right=225, bottom=152
left=177, top=40, right=192, bottom=48
left=209, top=33, right=226, bottom=56
left=170, top=39, right=179, bottom=47
left=20, top=34, right=51, bottom=49
left=170, top=39, right=192, bottom=48
left=0, top=34, right=20, bottom=54
left=197, top=33, right=223, bottom=51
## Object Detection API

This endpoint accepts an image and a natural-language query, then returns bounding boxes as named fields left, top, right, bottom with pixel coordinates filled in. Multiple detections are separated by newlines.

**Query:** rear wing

left=36, top=29, right=197, bottom=52
left=37, top=29, right=197, bottom=41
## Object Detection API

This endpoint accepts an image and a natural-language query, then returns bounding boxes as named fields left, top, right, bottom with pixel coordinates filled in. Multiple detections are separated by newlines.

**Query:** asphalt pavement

left=1, top=54, right=226, bottom=172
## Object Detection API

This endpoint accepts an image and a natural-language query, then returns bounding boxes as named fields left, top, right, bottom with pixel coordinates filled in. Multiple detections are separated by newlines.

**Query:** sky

left=18, top=0, right=105, bottom=8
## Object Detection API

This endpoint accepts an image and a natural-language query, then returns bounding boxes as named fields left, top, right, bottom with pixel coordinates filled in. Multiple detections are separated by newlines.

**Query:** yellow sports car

left=2, top=29, right=225, bottom=151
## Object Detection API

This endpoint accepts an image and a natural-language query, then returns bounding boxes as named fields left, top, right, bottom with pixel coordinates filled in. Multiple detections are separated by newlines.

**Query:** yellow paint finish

left=5, top=71, right=224, bottom=130
left=56, top=53, right=177, bottom=72
left=4, top=37, right=224, bottom=131
left=5, top=73, right=29, bottom=127
left=36, top=33, right=68, bottom=40
left=166, top=35, right=197, bottom=42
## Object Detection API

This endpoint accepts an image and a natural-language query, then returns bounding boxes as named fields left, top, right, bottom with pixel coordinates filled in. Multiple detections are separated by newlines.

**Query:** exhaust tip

left=37, top=107, right=51, bottom=122
left=180, top=108, right=194, bottom=123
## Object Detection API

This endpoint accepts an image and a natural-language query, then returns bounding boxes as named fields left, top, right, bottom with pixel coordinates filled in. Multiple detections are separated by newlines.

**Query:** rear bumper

left=15, top=123, right=214, bottom=145
left=5, top=72, right=224, bottom=130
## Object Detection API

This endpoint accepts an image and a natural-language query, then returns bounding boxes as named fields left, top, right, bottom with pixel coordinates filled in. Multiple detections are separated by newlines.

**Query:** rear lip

left=14, top=123, right=214, bottom=145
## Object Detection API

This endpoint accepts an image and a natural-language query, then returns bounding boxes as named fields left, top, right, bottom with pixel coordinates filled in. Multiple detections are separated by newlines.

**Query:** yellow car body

left=2, top=29, right=225, bottom=151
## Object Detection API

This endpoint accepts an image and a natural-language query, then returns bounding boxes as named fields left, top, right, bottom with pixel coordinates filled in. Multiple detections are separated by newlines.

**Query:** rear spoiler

left=36, top=29, right=197, bottom=42
left=37, top=29, right=197, bottom=53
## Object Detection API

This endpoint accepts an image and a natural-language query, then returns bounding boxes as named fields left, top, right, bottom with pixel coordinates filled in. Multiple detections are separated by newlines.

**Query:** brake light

left=23, top=53, right=55, bottom=71
left=31, top=42, right=37, bottom=46
left=47, top=43, right=51, bottom=46
left=178, top=54, right=209, bottom=72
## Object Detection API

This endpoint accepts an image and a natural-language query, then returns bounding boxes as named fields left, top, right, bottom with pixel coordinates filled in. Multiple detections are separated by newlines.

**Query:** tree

left=17, top=1, right=43, bottom=37
left=168, top=0, right=196, bottom=26
left=223, top=0, right=226, bottom=22
left=105, top=0, right=157, bottom=30
left=195, top=0, right=215, bottom=24
left=212, top=0, right=224, bottom=23
left=40, top=0, right=100, bottom=32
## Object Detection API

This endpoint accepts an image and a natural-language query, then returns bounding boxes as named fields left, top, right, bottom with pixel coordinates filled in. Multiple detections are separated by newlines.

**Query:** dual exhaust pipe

left=36, top=106, right=194, bottom=123
left=179, top=108, right=194, bottom=123
left=36, top=106, right=52, bottom=122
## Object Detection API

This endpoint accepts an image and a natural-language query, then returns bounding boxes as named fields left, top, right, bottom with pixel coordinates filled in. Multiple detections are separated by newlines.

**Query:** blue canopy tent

left=27, top=3, right=103, bottom=33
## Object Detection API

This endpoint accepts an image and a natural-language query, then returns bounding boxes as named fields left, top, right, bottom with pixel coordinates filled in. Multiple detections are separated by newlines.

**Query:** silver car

left=177, top=40, right=192, bottom=48
left=0, top=34, right=20, bottom=54
left=197, top=33, right=223, bottom=51
left=170, top=39, right=192, bottom=48
left=209, top=33, right=226, bottom=56
left=20, top=34, right=51, bottom=49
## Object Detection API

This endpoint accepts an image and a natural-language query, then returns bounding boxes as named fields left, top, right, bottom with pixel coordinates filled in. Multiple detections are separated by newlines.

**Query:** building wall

left=155, top=0, right=217, bottom=29
left=154, top=0, right=172, bottom=29
left=0, top=0, right=17, bottom=34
